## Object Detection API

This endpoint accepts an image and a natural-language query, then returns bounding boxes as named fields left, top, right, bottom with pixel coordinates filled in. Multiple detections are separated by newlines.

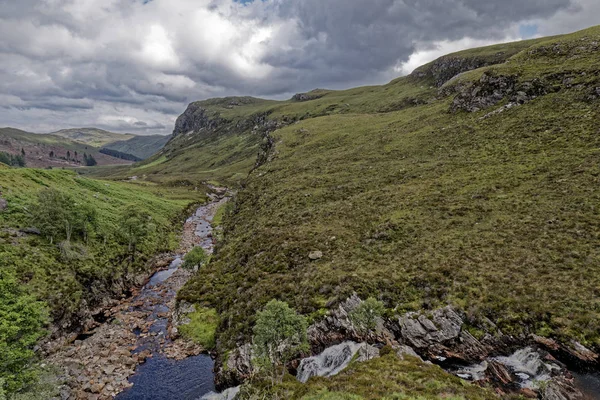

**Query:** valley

left=1, top=25, right=600, bottom=400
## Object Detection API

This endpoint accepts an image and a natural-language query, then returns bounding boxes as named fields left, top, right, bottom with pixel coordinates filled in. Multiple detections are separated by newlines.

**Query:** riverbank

left=45, top=194, right=228, bottom=400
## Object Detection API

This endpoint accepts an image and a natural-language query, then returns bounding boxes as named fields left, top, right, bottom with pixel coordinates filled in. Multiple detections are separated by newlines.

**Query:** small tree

left=183, top=247, right=208, bottom=270
left=348, top=297, right=385, bottom=334
left=66, top=150, right=71, bottom=160
left=118, top=206, right=151, bottom=264
left=253, top=300, right=308, bottom=383
left=31, top=189, right=96, bottom=244
left=49, top=151, right=54, bottom=158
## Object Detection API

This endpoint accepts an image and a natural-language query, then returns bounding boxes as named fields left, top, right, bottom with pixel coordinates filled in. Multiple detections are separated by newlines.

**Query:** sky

left=0, top=0, right=598, bottom=136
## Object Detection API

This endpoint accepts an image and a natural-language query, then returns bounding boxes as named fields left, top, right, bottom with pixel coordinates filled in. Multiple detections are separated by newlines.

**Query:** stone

left=0, top=197, right=7, bottom=211
left=395, top=345, right=421, bottom=361
left=308, top=251, right=323, bottom=260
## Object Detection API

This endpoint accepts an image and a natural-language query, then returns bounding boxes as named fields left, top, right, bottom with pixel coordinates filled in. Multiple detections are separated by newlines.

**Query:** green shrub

left=183, top=247, right=208, bottom=269
left=253, top=300, right=309, bottom=383
left=178, top=307, right=219, bottom=349
left=0, top=270, right=47, bottom=394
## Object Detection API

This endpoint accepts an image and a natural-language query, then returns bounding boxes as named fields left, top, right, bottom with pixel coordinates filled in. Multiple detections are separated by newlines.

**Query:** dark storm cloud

left=0, top=0, right=594, bottom=134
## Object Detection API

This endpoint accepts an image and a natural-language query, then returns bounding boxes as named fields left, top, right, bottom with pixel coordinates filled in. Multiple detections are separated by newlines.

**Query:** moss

left=178, top=307, right=219, bottom=349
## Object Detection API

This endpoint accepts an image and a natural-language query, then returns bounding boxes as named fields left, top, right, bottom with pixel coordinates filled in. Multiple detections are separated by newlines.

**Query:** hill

left=50, top=128, right=134, bottom=147
left=102, top=134, right=171, bottom=160
left=125, top=26, right=600, bottom=396
left=0, top=127, right=134, bottom=168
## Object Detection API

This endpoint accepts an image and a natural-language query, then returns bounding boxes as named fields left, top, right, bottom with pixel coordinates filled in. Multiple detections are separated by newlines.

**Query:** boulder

left=308, top=251, right=323, bottom=260
left=395, top=306, right=491, bottom=362
left=0, top=196, right=7, bottom=211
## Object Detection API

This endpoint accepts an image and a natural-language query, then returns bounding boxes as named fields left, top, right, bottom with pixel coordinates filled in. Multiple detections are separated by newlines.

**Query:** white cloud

left=0, top=0, right=596, bottom=134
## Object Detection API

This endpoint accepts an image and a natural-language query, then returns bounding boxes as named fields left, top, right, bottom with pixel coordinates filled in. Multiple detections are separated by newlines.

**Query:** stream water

left=115, top=197, right=228, bottom=400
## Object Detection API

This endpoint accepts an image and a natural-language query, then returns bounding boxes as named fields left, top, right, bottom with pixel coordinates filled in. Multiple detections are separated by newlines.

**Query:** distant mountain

left=50, top=128, right=135, bottom=147
left=102, top=134, right=171, bottom=160
left=0, top=127, right=134, bottom=168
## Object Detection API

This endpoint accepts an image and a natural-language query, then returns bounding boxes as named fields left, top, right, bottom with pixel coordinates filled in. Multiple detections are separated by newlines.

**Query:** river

left=48, top=195, right=227, bottom=400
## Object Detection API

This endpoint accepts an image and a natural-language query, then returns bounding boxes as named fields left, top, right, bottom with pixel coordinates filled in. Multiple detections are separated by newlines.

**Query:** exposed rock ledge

left=216, top=295, right=597, bottom=399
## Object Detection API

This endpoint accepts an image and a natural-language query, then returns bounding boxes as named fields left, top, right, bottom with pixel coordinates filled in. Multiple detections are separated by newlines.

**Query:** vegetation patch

left=178, top=307, right=219, bottom=349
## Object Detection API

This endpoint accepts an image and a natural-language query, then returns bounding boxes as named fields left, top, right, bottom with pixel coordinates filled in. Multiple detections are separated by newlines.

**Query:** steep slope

left=51, top=127, right=134, bottom=147
left=102, top=133, right=171, bottom=160
left=165, top=26, right=600, bottom=395
left=0, top=127, right=133, bottom=167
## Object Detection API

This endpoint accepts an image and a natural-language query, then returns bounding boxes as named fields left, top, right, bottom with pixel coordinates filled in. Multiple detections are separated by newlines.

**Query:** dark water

left=116, top=355, right=215, bottom=400
left=574, top=372, right=600, bottom=400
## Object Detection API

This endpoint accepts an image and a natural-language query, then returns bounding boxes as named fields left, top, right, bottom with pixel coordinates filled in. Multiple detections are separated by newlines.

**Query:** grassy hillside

left=0, top=128, right=132, bottom=168
left=176, top=24, right=600, bottom=358
left=103, top=134, right=171, bottom=160
left=50, top=128, right=134, bottom=147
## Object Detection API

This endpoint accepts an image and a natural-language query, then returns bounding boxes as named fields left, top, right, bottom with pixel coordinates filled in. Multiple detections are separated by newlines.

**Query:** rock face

left=412, top=56, right=501, bottom=87
left=172, top=103, right=226, bottom=137
left=396, top=306, right=492, bottom=362
left=446, top=72, right=552, bottom=113
left=292, top=92, right=325, bottom=102
left=307, top=294, right=394, bottom=353
left=215, top=344, right=254, bottom=389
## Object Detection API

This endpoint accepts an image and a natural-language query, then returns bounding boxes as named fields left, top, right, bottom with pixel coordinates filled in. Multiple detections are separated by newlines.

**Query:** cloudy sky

left=0, top=0, right=598, bottom=135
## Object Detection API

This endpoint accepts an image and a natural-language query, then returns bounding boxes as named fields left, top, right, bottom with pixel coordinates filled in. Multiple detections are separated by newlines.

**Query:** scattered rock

left=308, top=250, right=323, bottom=260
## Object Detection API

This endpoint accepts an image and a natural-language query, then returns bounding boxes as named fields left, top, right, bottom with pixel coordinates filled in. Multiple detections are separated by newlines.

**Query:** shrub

left=252, top=300, right=309, bottom=383
left=0, top=270, right=47, bottom=395
left=183, top=247, right=208, bottom=270
left=348, top=298, right=385, bottom=334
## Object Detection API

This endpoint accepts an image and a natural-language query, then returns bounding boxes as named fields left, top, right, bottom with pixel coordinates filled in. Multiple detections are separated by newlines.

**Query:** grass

left=178, top=307, right=219, bottom=349
left=0, top=168, right=204, bottom=325
left=240, top=354, right=497, bottom=400
left=178, top=25, right=600, bottom=353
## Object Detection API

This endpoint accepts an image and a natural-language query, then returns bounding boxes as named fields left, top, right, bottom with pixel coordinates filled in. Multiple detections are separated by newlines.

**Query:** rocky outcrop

left=307, top=294, right=394, bottom=353
left=0, top=195, right=7, bottom=211
left=395, top=306, right=493, bottom=363
left=412, top=56, right=502, bottom=87
left=215, top=344, right=254, bottom=389
left=172, top=102, right=226, bottom=137
left=292, top=92, right=326, bottom=102
left=446, top=72, right=553, bottom=113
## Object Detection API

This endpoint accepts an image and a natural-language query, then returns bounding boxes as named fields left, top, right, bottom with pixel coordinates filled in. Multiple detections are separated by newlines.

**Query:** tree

left=253, top=300, right=308, bottom=383
left=83, top=153, right=97, bottom=166
left=31, top=189, right=97, bottom=244
left=66, top=150, right=71, bottom=160
left=0, top=269, right=47, bottom=394
left=118, top=206, right=151, bottom=263
left=20, top=148, right=25, bottom=156
left=49, top=151, right=54, bottom=158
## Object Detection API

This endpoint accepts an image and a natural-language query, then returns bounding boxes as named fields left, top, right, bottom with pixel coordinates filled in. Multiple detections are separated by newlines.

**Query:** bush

left=0, top=270, right=47, bottom=394
left=252, top=300, right=308, bottom=383
left=183, top=247, right=208, bottom=270
left=348, top=298, right=385, bottom=334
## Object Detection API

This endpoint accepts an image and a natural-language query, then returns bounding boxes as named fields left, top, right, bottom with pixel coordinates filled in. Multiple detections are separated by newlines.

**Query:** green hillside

left=50, top=128, right=134, bottom=147
left=172, top=25, right=600, bottom=355
left=0, top=127, right=132, bottom=168
left=103, top=134, right=171, bottom=160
